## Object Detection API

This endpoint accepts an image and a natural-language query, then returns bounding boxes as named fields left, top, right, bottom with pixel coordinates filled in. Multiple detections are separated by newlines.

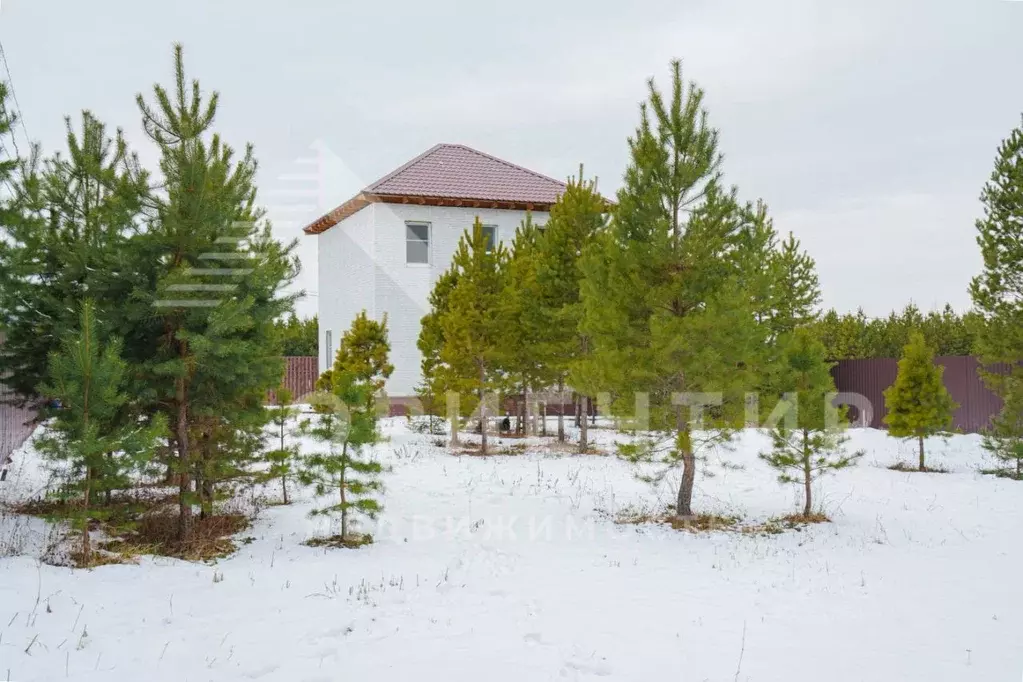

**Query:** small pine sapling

left=36, top=301, right=165, bottom=565
left=760, top=330, right=863, bottom=519
left=883, top=332, right=957, bottom=471
left=982, top=377, right=1023, bottom=480
left=299, top=373, right=383, bottom=545
left=266, top=387, right=299, bottom=503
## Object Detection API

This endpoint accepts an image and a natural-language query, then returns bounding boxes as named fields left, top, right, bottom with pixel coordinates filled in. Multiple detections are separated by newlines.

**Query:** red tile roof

left=304, top=144, right=566, bottom=235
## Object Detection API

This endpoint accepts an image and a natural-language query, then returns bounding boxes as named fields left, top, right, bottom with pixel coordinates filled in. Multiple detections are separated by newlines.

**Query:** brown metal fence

left=269, top=356, right=320, bottom=404
left=831, top=356, right=1009, bottom=433
left=1, top=332, right=39, bottom=467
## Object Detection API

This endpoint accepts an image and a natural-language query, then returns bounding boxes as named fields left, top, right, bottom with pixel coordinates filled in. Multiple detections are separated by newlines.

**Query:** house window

left=325, top=330, right=333, bottom=366
left=482, top=224, right=498, bottom=252
left=406, top=222, right=431, bottom=264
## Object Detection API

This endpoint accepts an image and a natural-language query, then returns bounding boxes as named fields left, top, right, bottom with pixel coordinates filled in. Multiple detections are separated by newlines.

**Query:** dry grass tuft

left=888, top=462, right=950, bottom=474
left=304, top=533, right=374, bottom=549
left=103, top=513, right=250, bottom=562
left=615, top=509, right=740, bottom=533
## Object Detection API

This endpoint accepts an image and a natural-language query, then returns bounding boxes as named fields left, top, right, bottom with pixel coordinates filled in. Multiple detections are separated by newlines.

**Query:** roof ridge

left=442, top=143, right=566, bottom=188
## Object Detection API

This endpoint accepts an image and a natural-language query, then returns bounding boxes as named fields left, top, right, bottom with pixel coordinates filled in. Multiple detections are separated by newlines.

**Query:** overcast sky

left=3, top=0, right=1022, bottom=318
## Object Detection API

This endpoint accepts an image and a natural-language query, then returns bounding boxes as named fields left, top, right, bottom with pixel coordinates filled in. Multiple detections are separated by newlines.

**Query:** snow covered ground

left=0, top=418, right=1021, bottom=681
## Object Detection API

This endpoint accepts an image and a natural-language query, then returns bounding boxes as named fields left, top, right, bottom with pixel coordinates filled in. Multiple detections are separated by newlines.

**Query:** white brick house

left=304, top=144, right=566, bottom=401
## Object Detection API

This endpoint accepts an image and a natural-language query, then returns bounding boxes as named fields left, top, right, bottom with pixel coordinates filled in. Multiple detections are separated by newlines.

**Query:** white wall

left=317, top=204, right=376, bottom=374
left=316, top=202, right=549, bottom=398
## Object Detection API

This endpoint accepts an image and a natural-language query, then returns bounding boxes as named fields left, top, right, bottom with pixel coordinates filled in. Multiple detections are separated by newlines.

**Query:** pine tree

left=299, top=374, right=383, bottom=544
left=759, top=329, right=863, bottom=518
left=131, top=45, right=299, bottom=539
left=535, top=169, right=607, bottom=451
left=439, top=218, right=510, bottom=455
left=970, top=115, right=1023, bottom=472
left=419, top=265, right=477, bottom=446
left=768, top=233, right=821, bottom=338
left=982, top=376, right=1023, bottom=479
left=883, top=332, right=957, bottom=471
left=36, top=301, right=164, bottom=565
left=499, top=215, right=551, bottom=437
left=274, top=314, right=318, bottom=356
left=266, top=386, right=299, bottom=504
left=579, top=61, right=769, bottom=518
left=325, top=310, right=393, bottom=413
left=0, top=110, right=149, bottom=402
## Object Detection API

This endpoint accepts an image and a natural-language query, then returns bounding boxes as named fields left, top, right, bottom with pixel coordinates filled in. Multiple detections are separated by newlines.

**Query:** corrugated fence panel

left=270, top=357, right=320, bottom=404
left=0, top=331, right=39, bottom=466
left=831, top=356, right=1009, bottom=433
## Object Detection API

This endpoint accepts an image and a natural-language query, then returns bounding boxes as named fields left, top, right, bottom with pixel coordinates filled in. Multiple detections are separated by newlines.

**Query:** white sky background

left=2, top=0, right=1022, bottom=319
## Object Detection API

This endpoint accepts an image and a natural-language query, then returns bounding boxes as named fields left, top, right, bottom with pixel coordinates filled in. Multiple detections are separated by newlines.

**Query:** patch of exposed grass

left=615, top=508, right=741, bottom=533
left=980, top=467, right=1023, bottom=481
left=103, top=513, right=250, bottom=562
left=744, top=512, right=831, bottom=535
left=887, top=462, right=950, bottom=474
left=304, top=533, right=374, bottom=549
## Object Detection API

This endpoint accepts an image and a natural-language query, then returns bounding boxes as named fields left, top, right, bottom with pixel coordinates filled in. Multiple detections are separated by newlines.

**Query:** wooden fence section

left=831, top=356, right=1009, bottom=433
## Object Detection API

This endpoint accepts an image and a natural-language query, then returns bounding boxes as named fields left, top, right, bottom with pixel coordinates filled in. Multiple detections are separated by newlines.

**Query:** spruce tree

left=439, top=218, right=510, bottom=455
left=266, top=386, right=299, bottom=504
left=36, top=301, right=164, bottom=565
left=970, top=115, right=1023, bottom=472
left=131, top=46, right=299, bottom=539
left=759, top=329, right=862, bottom=518
left=579, top=61, right=769, bottom=518
left=883, top=332, right=957, bottom=471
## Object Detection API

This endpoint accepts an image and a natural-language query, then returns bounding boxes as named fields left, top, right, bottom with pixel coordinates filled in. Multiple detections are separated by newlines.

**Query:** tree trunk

left=479, top=370, right=488, bottom=456
left=579, top=396, right=590, bottom=453
left=282, top=475, right=289, bottom=505
left=918, top=435, right=926, bottom=472
left=676, top=425, right=695, bottom=518
left=803, top=429, right=813, bottom=518
left=82, top=468, right=92, bottom=566
left=575, top=395, right=581, bottom=428
left=541, top=403, right=547, bottom=436
left=175, top=377, right=192, bottom=541
left=448, top=392, right=460, bottom=447
left=557, top=379, right=566, bottom=443
left=525, top=387, right=533, bottom=436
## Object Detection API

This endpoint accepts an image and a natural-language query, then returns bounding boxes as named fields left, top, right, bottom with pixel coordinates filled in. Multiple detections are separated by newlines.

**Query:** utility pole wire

left=0, top=37, right=31, bottom=153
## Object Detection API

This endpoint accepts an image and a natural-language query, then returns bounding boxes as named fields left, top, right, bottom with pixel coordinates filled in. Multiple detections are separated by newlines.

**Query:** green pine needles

left=301, top=313, right=392, bottom=545
left=36, top=301, right=165, bottom=565
left=883, top=332, right=957, bottom=471
left=759, top=330, right=863, bottom=518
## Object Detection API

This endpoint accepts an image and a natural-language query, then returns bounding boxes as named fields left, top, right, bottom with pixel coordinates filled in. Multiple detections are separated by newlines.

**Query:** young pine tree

left=326, top=310, right=394, bottom=414
left=982, top=377, right=1023, bottom=480
left=300, top=373, right=383, bottom=545
left=266, top=387, right=299, bottom=504
left=36, top=301, right=164, bottom=565
left=579, top=61, right=768, bottom=518
left=536, top=169, right=607, bottom=451
left=440, top=219, right=510, bottom=455
left=419, top=266, right=477, bottom=446
left=883, top=332, right=957, bottom=471
left=970, top=115, right=1023, bottom=474
left=759, top=329, right=862, bottom=519
left=131, top=46, right=299, bottom=539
